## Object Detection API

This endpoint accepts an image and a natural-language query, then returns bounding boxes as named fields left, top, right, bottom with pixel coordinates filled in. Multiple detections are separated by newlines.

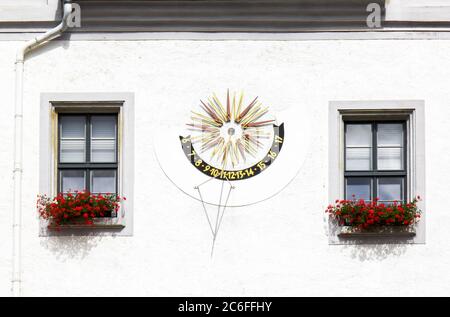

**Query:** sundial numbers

left=180, top=124, right=284, bottom=181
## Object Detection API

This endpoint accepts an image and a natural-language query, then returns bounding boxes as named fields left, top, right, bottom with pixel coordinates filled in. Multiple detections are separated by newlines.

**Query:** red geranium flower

left=325, top=196, right=422, bottom=229
left=37, top=191, right=126, bottom=229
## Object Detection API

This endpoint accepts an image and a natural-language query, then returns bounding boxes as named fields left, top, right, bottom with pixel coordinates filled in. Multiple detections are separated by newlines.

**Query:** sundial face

left=153, top=88, right=313, bottom=207
left=180, top=90, right=284, bottom=181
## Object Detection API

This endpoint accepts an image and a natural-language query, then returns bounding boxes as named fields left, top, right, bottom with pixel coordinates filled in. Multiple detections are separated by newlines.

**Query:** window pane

left=378, top=147, right=403, bottom=170
left=61, top=170, right=85, bottom=193
left=346, top=124, right=372, bottom=147
left=346, top=178, right=372, bottom=201
left=91, top=170, right=116, bottom=194
left=91, top=116, right=116, bottom=138
left=346, top=148, right=372, bottom=170
left=61, top=116, right=85, bottom=138
left=91, top=139, right=116, bottom=162
left=91, top=116, right=116, bottom=162
left=377, top=124, right=403, bottom=147
left=60, top=116, right=86, bottom=163
left=60, top=140, right=86, bottom=163
left=377, top=178, right=403, bottom=202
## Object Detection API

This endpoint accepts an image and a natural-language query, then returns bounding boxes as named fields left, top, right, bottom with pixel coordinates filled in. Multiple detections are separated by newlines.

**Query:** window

left=40, top=92, right=135, bottom=236
left=58, top=114, right=118, bottom=198
left=344, top=122, right=406, bottom=204
left=328, top=100, right=425, bottom=244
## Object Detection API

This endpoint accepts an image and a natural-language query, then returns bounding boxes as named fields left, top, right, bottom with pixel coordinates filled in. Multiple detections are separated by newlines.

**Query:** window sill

left=46, top=216, right=125, bottom=230
left=337, top=225, right=416, bottom=239
left=40, top=220, right=129, bottom=236
left=47, top=224, right=125, bottom=230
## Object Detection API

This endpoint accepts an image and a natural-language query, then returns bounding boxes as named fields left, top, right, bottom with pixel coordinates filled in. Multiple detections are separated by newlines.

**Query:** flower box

left=326, top=196, right=422, bottom=238
left=47, top=223, right=125, bottom=230
left=46, top=217, right=125, bottom=230
left=337, top=225, right=416, bottom=239
left=37, top=191, right=126, bottom=230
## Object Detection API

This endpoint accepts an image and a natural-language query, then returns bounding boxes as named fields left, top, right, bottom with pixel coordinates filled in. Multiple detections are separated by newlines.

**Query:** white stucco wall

left=0, top=37, right=450, bottom=296
left=0, top=0, right=59, bottom=22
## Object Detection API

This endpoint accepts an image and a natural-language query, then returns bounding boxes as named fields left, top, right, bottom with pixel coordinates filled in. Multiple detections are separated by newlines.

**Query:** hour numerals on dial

left=275, top=135, right=283, bottom=144
left=180, top=123, right=284, bottom=181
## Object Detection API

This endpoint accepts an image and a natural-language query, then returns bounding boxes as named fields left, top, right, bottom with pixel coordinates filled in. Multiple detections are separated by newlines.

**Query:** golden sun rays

left=187, top=90, right=275, bottom=169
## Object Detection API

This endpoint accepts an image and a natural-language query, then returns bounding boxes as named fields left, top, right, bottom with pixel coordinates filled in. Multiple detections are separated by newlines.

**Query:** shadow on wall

left=324, top=216, right=409, bottom=261
left=39, top=235, right=102, bottom=260
left=345, top=243, right=408, bottom=262
left=27, top=33, right=72, bottom=62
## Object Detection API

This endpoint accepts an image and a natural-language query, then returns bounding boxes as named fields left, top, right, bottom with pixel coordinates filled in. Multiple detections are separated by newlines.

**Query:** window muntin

left=344, top=121, right=407, bottom=202
left=58, top=114, right=118, bottom=195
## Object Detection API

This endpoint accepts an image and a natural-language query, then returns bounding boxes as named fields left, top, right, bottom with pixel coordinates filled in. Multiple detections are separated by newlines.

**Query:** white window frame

left=328, top=100, right=425, bottom=244
left=39, top=93, right=134, bottom=236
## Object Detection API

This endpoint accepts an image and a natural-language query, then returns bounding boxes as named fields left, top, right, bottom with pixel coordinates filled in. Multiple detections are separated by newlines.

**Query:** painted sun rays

left=187, top=90, right=274, bottom=169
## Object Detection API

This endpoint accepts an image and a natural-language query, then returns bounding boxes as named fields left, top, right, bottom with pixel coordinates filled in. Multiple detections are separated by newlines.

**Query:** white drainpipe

left=12, top=1, right=74, bottom=297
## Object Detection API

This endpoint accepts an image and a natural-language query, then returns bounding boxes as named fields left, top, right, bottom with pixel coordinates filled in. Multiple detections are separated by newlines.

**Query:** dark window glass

left=344, top=121, right=407, bottom=202
left=345, top=177, right=372, bottom=201
left=58, top=114, right=118, bottom=195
